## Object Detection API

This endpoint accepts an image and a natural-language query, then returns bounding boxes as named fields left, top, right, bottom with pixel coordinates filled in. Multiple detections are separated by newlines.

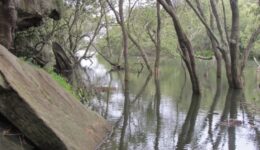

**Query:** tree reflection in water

left=154, top=75, right=161, bottom=150
left=176, top=94, right=201, bottom=150
left=94, top=71, right=260, bottom=150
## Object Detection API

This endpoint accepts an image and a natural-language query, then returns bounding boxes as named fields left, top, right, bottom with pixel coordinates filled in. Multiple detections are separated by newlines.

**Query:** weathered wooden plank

left=0, top=44, right=111, bottom=150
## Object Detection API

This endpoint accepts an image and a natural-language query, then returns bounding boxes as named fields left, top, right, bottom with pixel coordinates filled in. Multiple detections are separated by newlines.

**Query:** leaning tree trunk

left=196, top=0, right=222, bottom=79
left=189, top=0, right=233, bottom=86
left=208, top=2, right=223, bottom=79
left=209, top=0, right=233, bottom=86
left=229, top=0, right=243, bottom=88
left=158, top=0, right=201, bottom=95
left=128, top=33, right=152, bottom=72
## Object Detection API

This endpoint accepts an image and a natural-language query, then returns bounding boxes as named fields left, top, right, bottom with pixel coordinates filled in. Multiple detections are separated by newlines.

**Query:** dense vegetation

left=12, top=0, right=260, bottom=95
left=1, top=0, right=260, bottom=149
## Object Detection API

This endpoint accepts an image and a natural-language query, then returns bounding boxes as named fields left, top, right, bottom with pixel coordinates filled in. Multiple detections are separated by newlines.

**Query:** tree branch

left=186, top=0, right=221, bottom=47
left=241, top=24, right=260, bottom=71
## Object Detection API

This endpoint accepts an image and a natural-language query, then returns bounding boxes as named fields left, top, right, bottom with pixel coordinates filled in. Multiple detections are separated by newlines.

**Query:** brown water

left=86, top=59, right=260, bottom=150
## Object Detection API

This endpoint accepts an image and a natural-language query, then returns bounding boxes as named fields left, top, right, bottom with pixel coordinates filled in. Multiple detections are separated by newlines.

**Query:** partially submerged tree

left=126, top=0, right=153, bottom=73
left=154, top=1, right=161, bottom=77
left=119, top=0, right=130, bottom=91
left=186, top=0, right=260, bottom=89
left=192, top=0, right=222, bottom=79
left=157, top=0, right=201, bottom=95
left=105, top=0, right=130, bottom=91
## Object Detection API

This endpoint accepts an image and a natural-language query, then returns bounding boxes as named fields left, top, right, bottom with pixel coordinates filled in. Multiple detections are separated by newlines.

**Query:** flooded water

left=84, top=57, right=260, bottom=150
left=0, top=52, right=259, bottom=150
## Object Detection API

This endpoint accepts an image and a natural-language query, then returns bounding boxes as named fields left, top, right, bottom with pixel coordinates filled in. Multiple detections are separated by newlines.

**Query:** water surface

left=86, top=58, right=260, bottom=150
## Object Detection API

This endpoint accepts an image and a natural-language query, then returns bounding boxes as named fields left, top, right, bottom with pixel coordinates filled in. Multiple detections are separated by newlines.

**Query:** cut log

left=0, top=44, right=111, bottom=150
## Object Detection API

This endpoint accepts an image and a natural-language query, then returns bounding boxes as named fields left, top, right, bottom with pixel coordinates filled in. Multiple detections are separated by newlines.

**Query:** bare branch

left=76, top=7, right=104, bottom=64
left=105, top=0, right=121, bottom=24
left=221, top=0, right=230, bottom=43
left=210, top=0, right=228, bottom=46
left=241, top=24, right=260, bottom=71
left=128, top=32, right=152, bottom=72
left=186, top=0, right=221, bottom=47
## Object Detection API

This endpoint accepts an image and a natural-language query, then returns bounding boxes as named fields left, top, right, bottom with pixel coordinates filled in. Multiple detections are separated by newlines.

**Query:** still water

left=84, top=58, right=260, bottom=150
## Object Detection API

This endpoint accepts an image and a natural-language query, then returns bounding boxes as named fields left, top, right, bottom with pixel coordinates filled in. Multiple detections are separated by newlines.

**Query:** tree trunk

left=154, top=2, right=161, bottom=77
left=189, top=0, right=234, bottom=85
left=175, top=25, right=201, bottom=94
left=118, top=1, right=130, bottom=148
left=221, top=50, right=233, bottom=86
left=103, top=6, right=112, bottom=57
left=210, top=0, right=227, bottom=46
left=119, top=0, right=129, bottom=93
left=229, top=0, right=243, bottom=88
left=0, top=0, right=17, bottom=50
left=158, top=0, right=201, bottom=94
left=209, top=0, right=234, bottom=87
left=212, top=40, right=222, bottom=79
left=196, top=0, right=222, bottom=79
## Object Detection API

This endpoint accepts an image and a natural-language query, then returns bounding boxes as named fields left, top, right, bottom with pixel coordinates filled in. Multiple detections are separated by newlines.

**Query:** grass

left=195, top=50, right=214, bottom=57
left=47, top=70, right=80, bottom=100
left=19, top=58, right=79, bottom=100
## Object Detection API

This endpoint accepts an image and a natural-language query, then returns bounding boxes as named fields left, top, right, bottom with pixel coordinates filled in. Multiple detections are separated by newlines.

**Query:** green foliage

left=96, top=0, right=260, bottom=62
left=48, top=69, right=94, bottom=102
left=16, top=0, right=103, bottom=62
left=48, top=70, right=93, bottom=103
left=14, top=0, right=260, bottom=104
left=96, top=2, right=211, bottom=59
left=15, top=0, right=102, bottom=103
left=97, top=5, right=176, bottom=59
left=239, top=1, right=260, bottom=58
left=97, top=26, right=123, bottom=61
left=195, top=50, right=214, bottom=57
left=20, top=57, right=81, bottom=100
left=48, top=71, right=76, bottom=96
